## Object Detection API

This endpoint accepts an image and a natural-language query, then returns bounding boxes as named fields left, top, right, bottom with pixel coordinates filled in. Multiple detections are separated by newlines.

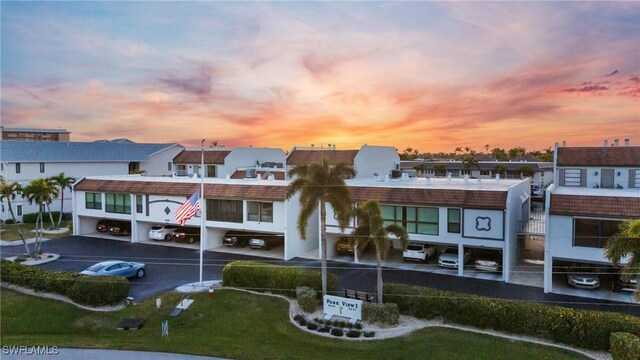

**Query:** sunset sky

left=1, top=1, right=638, bottom=153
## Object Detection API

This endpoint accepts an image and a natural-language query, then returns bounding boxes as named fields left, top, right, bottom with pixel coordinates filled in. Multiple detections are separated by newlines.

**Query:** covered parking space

left=134, top=221, right=200, bottom=250
left=75, top=215, right=132, bottom=242
left=207, top=228, right=285, bottom=260
left=462, top=245, right=503, bottom=281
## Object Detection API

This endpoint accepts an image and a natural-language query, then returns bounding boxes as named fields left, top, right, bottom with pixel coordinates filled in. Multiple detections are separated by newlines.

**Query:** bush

left=22, top=212, right=62, bottom=224
left=354, top=323, right=363, bottom=330
left=364, top=331, right=375, bottom=338
left=318, top=326, right=331, bottom=333
left=67, top=276, right=129, bottom=306
left=223, top=261, right=338, bottom=297
left=296, top=286, right=318, bottom=313
left=307, top=323, right=318, bottom=331
left=384, top=283, right=640, bottom=351
left=610, top=332, right=640, bottom=360
left=363, top=302, right=400, bottom=325
left=347, top=330, right=361, bottom=338
left=4, top=219, right=16, bottom=225
left=331, top=328, right=344, bottom=337
left=44, top=272, right=83, bottom=296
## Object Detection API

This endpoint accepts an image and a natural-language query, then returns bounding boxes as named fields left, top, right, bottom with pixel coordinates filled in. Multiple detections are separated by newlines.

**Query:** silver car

left=566, top=263, right=600, bottom=290
left=438, top=247, right=471, bottom=269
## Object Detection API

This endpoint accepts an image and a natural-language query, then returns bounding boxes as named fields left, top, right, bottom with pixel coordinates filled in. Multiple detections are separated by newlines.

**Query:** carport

left=75, top=215, right=132, bottom=242
left=207, top=228, right=285, bottom=260
left=135, top=221, right=200, bottom=250
left=463, top=246, right=503, bottom=281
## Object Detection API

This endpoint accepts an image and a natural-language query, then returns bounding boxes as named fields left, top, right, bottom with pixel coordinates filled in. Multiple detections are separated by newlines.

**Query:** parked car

left=223, top=231, right=250, bottom=247
left=81, top=260, right=145, bottom=279
left=169, top=226, right=200, bottom=244
left=248, top=235, right=283, bottom=250
left=96, top=219, right=111, bottom=233
left=438, top=247, right=471, bottom=269
left=565, top=263, right=600, bottom=290
left=336, top=237, right=355, bottom=256
left=403, top=242, right=436, bottom=262
left=108, top=221, right=131, bottom=236
left=531, top=185, right=543, bottom=198
left=148, top=224, right=179, bottom=241
left=611, top=272, right=638, bottom=292
left=473, top=250, right=503, bottom=272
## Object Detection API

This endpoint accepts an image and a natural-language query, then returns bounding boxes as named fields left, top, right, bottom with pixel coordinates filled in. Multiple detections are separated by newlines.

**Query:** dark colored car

left=248, top=235, right=283, bottom=250
left=336, top=237, right=355, bottom=256
left=170, top=226, right=200, bottom=244
left=96, top=219, right=111, bottom=233
left=108, top=221, right=132, bottom=236
left=223, top=231, right=250, bottom=247
left=612, top=272, right=638, bottom=292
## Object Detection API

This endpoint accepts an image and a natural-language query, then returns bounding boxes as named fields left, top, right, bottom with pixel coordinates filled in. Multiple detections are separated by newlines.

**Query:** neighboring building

left=172, top=147, right=286, bottom=180
left=325, top=175, right=531, bottom=282
left=72, top=175, right=316, bottom=261
left=544, top=141, right=640, bottom=294
left=287, top=144, right=400, bottom=179
left=1, top=127, right=71, bottom=142
left=0, top=140, right=183, bottom=221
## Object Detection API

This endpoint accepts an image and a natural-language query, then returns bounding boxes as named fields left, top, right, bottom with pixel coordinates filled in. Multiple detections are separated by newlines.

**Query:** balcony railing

left=517, top=211, right=545, bottom=235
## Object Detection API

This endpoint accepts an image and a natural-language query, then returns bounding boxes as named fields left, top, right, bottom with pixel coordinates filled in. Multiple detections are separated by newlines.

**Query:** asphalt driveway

left=2, top=236, right=639, bottom=316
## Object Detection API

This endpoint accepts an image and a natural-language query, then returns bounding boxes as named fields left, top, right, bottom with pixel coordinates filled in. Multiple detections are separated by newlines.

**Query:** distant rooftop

left=173, top=149, right=231, bottom=164
left=1, top=127, right=70, bottom=134
left=553, top=186, right=639, bottom=198
left=346, top=176, right=525, bottom=192
left=287, top=149, right=359, bottom=165
left=0, top=141, right=180, bottom=162
left=557, top=146, right=640, bottom=167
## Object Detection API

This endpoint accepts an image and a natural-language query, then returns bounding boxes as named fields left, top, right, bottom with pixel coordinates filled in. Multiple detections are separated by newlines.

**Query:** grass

left=1, top=288, right=590, bottom=360
left=0, top=220, right=71, bottom=241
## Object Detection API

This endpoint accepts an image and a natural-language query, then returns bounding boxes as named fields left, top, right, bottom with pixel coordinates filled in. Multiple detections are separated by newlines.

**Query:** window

left=85, top=192, right=102, bottom=210
left=480, top=170, right=490, bottom=176
left=248, top=201, right=273, bottom=222
left=416, top=207, right=439, bottom=235
left=206, top=165, right=216, bottom=178
left=207, top=199, right=243, bottom=223
left=447, top=208, right=461, bottom=233
left=40, top=162, right=45, bottom=173
left=382, top=205, right=439, bottom=235
left=168, top=162, right=172, bottom=171
left=16, top=163, right=20, bottom=174
left=136, top=195, right=143, bottom=213
left=563, top=168, right=583, bottom=187
left=105, top=193, right=131, bottom=214
left=17, top=205, right=22, bottom=216
left=574, top=218, right=623, bottom=248
left=175, top=164, right=187, bottom=176
left=381, top=205, right=402, bottom=227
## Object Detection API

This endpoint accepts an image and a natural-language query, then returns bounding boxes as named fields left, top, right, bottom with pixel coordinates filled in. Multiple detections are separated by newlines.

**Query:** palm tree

left=493, top=164, right=507, bottom=178
left=413, top=163, right=427, bottom=177
left=44, top=178, right=60, bottom=230
left=352, top=200, right=408, bottom=304
left=286, top=159, right=355, bottom=296
left=0, top=181, right=31, bottom=256
left=462, top=155, right=479, bottom=175
left=605, top=218, right=640, bottom=301
left=49, top=172, right=76, bottom=229
left=433, top=164, right=446, bottom=177
left=22, top=178, right=58, bottom=256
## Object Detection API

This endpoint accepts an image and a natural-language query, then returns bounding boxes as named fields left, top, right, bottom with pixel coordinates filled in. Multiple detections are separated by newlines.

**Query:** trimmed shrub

left=296, top=286, right=318, bottom=313
left=294, top=314, right=304, bottom=322
left=347, top=330, right=361, bottom=338
left=331, top=328, right=344, bottom=337
left=222, top=261, right=338, bottom=297
left=384, top=283, right=640, bottom=351
left=318, top=326, right=331, bottom=333
left=4, top=219, right=16, bottom=225
left=354, top=323, right=363, bottom=330
left=363, top=331, right=375, bottom=338
left=363, top=302, right=400, bottom=325
left=610, top=332, right=640, bottom=360
left=22, top=212, right=62, bottom=224
left=44, top=272, right=83, bottom=296
left=307, top=322, right=318, bottom=331
left=67, top=276, right=129, bottom=306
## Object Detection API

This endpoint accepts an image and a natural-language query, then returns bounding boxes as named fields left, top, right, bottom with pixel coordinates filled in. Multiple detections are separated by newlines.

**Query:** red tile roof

left=287, top=149, right=359, bottom=166
left=231, top=170, right=286, bottom=180
left=173, top=150, right=230, bottom=164
left=557, top=147, right=640, bottom=167
left=550, top=194, right=640, bottom=218
left=75, top=179, right=287, bottom=201
left=348, top=186, right=508, bottom=209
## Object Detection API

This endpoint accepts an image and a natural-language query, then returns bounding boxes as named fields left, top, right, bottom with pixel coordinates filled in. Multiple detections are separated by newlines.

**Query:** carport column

left=71, top=183, right=79, bottom=236
left=457, top=243, right=464, bottom=276
left=543, top=186, right=553, bottom=293
left=130, top=194, right=137, bottom=243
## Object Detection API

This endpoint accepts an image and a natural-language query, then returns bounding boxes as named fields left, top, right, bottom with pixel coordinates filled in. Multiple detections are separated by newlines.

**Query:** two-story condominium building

left=72, top=175, right=317, bottom=260
left=172, top=147, right=286, bottom=180
left=1, top=127, right=71, bottom=142
left=0, top=140, right=183, bottom=222
left=544, top=143, right=640, bottom=295
left=324, top=175, right=531, bottom=282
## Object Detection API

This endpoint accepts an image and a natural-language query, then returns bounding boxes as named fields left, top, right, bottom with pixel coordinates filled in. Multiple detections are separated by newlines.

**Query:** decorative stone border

left=4, top=253, right=60, bottom=265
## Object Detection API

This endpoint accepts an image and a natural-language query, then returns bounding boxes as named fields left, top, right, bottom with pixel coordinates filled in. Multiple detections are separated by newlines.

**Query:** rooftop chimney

left=562, top=140, right=566, bottom=147
left=604, top=139, right=609, bottom=147
left=446, top=173, right=452, bottom=181
left=624, top=138, right=630, bottom=147
left=495, top=174, right=501, bottom=181
left=464, top=174, right=469, bottom=184
left=614, top=139, right=619, bottom=147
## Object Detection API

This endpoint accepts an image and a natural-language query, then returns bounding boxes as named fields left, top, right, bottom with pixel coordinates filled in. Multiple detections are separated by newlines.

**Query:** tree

left=413, top=163, right=427, bottom=177
left=517, top=165, right=535, bottom=178
left=49, top=172, right=76, bottom=230
left=493, top=164, right=507, bottom=178
left=22, top=178, right=58, bottom=256
left=286, top=159, right=355, bottom=297
left=538, top=147, right=554, bottom=162
left=508, top=146, right=527, bottom=160
left=462, top=155, right=479, bottom=175
left=491, top=148, right=509, bottom=161
left=400, top=147, right=419, bottom=160
left=605, top=218, right=640, bottom=301
left=433, top=164, right=447, bottom=177
left=484, top=144, right=490, bottom=153
left=0, top=181, right=31, bottom=256
left=351, top=200, right=408, bottom=304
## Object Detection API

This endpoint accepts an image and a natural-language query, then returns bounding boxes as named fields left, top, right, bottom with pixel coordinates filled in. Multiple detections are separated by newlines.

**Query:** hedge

left=21, top=212, right=71, bottom=224
left=223, top=260, right=337, bottom=297
left=383, top=283, right=640, bottom=351
left=610, top=332, right=640, bottom=360
left=362, top=302, right=399, bottom=325
left=0, top=260, right=129, bottom=306
left=296, top=286, right=318, bottom=313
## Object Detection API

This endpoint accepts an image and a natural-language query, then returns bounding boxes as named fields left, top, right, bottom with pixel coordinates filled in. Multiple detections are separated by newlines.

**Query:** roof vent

left=446, top=173, right=452, bottom=181
left=604, top=139, right=609, bottom=147
left=624, top=138, right=630, bottom=147
left=256, top=174, right=262, bottom=180
left=225, top=174, right=231, bottom=180
left=614, top=139, right=620, bottom=147
left=401, top=173, right=409, bottom=181
left=246, top=168, right=256, bottom=178
left=495, top=174, right=501, bottom=182
left=464, top=174, right=469, bottom=184
left=267, top=174, right=275, bottom=181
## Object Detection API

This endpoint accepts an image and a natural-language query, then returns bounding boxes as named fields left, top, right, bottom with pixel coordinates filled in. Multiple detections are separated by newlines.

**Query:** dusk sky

left=1, top=1, right=639, bottom=152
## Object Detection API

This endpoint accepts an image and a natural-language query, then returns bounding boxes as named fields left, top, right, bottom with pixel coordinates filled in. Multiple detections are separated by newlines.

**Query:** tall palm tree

left=462, top=155, right=479, bottom=175
left=413, top=163, right=427, bottom=177
left=286, top=159, right=355, bottom=296
left=49, top=172, right=76, bottom=229
left=352, top=200, right=408, bottom=304
left=433, top=164, right=446, bottom=177
left=23, top=178, right=58, bottom=256
left=605, top=218, right=640, bottom=301
left=493, top=164, right=507, bottom=178
left=0, top=181, right=31, bottom=256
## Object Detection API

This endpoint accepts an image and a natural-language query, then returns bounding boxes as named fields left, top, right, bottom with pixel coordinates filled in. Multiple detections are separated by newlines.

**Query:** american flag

left=174, top=191, right=200, bottom=225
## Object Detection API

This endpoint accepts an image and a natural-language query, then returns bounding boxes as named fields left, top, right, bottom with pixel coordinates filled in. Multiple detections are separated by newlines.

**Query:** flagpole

left=199, top=139, right=205, bottom=285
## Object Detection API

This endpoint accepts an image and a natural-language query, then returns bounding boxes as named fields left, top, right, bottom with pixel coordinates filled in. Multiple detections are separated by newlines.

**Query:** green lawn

left=0, top=221, right=71, bottom=241
left=1, top=289, right=589, bottom=360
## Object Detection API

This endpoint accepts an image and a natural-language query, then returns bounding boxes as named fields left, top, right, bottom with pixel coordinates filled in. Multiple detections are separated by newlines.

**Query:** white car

left=148, top=224, right=179, bottom=241
left=438, top=247, right=471, bottom=269
left=403, top=242, right=436, bottom=262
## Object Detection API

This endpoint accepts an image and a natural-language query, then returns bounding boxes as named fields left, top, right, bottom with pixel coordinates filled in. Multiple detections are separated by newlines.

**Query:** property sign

left=323, top=295, right=362, bottom=322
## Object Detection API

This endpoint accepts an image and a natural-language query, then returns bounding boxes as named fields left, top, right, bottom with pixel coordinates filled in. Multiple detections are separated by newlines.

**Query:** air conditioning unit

left=246, top=168, right=256, bottom=178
